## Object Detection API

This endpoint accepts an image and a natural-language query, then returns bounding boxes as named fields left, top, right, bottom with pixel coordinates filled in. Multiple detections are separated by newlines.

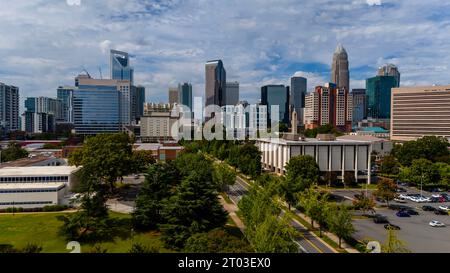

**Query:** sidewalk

left=107, top=199, right=134, bottom=214
left=219, top=196, right=245, bottom=233
left=293, top=208, right=359, bottom=253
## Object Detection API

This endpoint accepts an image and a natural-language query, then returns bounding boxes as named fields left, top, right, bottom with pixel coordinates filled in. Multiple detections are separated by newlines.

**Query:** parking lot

left=331, top=186, right=450, bottom=252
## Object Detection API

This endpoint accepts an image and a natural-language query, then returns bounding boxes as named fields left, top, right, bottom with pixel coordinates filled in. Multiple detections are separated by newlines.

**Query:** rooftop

left=257, top=137, right=371, bottom=145
left=337, top=135, right=388, bottom=142
left=0, top=182, right=66, bottom=190
left=0, top=166, right=79, bottom=177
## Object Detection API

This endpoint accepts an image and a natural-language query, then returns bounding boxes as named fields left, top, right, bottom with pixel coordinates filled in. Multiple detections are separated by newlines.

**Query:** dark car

left=405, top=209, right=419, bottom=215
left=396, top=210, right=411, bottom=217
left=422, top=205, right=436, bottom=211
left=374, top=215, right=389, bottom=224
left=434, top=209, right=448, bottom=215
left=384, top=224, right=401, bottom=230
left=389, top=204, right=413, bottom=211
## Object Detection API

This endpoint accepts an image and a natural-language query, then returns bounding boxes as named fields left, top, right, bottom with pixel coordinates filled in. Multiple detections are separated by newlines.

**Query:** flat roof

left=0, top=182, right=66, bottom=190
left=0, top=166, right=79, bottom=177
left=337, top=135, right=388, bottom=142
left=257, top=137, right=371, bottom=145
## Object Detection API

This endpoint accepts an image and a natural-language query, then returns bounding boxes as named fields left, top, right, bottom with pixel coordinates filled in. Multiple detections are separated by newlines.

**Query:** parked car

left=396, top=210, right=411, bottom=217
left=384, top=224, right=401, bottom=230
left=396, top=187, right=407, bottom=193
left=374, top=215, right=389, bottom=224
left=434, top=209, right=448, bottom=215
left=422, top=205, right=436, bottom=212
left=429, top=221, right=446, bottom=227
left=394, top=197, right=407, bottom=203
left=439, top=205, right=450, bottom=211
left=405, top=209, right=419, bottom=215
left=389, top=204, right=413, bottom=211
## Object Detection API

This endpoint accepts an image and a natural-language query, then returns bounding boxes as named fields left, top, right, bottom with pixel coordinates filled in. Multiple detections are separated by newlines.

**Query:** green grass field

left=0, top=211, right=170, bottom=253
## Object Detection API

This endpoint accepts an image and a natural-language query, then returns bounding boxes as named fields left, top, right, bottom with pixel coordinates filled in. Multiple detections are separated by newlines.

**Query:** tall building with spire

left=331, top=44, right=349, bottom=91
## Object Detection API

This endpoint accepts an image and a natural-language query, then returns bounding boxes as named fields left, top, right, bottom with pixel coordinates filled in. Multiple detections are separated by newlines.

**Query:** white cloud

left=99, top=40, right=112, bottom=54
left=366, top=0, right=382, bottom=6
left=66, top=0, right=81, bottom=6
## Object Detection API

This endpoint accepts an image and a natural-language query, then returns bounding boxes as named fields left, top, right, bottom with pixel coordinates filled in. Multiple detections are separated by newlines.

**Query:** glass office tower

left=73, top=84, right=120, bottom=134
left=290, top=76, right=307, bottom=124
left=57, top=86, right=75, bottom=123
left=178, top=82, right=193, bottom=111
left=261, top=85, right=290, bottom=126
left=110, top=49, right=134, bottom=83
left=366, top=75, right=398, bottom=119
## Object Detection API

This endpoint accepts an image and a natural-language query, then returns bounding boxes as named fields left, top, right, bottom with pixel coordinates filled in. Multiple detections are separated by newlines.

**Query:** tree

left=392, top=136, right=449, bottom=166
left=435, top=162, right=450, bottom=187
left=239, top=187, right=297, bottom=253
left=352, top=194, right=375, bottom=214
left=128, top=242, right=160, bottom=253
left=382, top=228, right=410, bottom=253
left=133, top=162, right=179, bottom=230
left=212, top=163, right=236, bottom=192
left=298, top=187, right=329, bottom=232
left=161, top=153, right=228, bottom=249
left=285, top=155, right=320, bottom=186
left=184, top=229, right=253, bottom=253
left=379, top=155, right=400, bottom=175
left=326, top=205, right=355, bottom=248
left=0, top=142, right=28, bottom=162
left=237, top=143, right=261, bottom=179
left=403, top=158, right=441, bottom=186
left=68, top=133, right=135, bottom=192
left=374, top=177, right=397, bottom=206
left=343, top=172, right=357, bottom=188
left=131, top=150, right=155, bottom=173
left=282, top=155, right=320, bottom=208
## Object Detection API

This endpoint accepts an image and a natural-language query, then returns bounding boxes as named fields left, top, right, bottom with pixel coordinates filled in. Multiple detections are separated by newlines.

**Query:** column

left=354, top=145, right=358, bottom=182
left=367, top=144, right=372, bottom=185
left=341, top=145, right=345, bottom=183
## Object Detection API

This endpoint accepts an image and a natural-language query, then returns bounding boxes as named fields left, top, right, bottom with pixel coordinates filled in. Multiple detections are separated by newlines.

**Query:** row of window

left=0, top=201, right=53, bottom=205
left=0, top=176, right=69, bottom=183
left=0, top=186, right=65, bottom=193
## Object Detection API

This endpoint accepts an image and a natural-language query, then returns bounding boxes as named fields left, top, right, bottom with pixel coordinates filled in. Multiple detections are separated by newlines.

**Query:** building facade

left=352, top=88, right=366, bottom=125
left=304, top=84, right=352, bottom=131
left=0, top=166, right=79, bottom=209
left=169, top=87, right=179, bottom=105
left=377, top=64, right=400, bottom=87
left=224, top=81, right=239, bottom=106
left=261, top=85, right=290, bottom=127
left=290, top=76, right=307, bottom=125
left=110, top=49, right=134, bottom=83
left=205, top=60, right=226, bottom=118
left=391, top=85, right=450, bottom=141
left=331, top=44, right=350, bottom=91
left=131, top=85, right=145, bottom=122
left=22, top=97, right=63, bottom=133
left=73, top=77, right=121, bottom=135
left=366, top=75, right=398, bottom=120
left=256, top=137, right=372, bottom=183
left=57, top=86, right=75, bottom=124
left=141, top=103, right=179, bottom=142
left=0, top=83, right=19, bottom=132
left=178, top=82, right=193, bottom=111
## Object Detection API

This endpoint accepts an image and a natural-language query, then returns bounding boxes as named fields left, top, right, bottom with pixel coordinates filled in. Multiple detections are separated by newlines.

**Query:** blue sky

left=1, top=0, right=450, bottom=107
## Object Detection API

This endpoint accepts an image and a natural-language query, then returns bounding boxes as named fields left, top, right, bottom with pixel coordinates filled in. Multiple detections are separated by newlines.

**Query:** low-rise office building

left=0, top=166, right=79, bottom=209
left=256, top=135, right=372, bottom=183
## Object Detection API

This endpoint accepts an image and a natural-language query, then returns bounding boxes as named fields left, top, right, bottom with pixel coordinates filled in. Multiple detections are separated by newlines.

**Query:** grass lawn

left=0, top=211, right=171, bottom=253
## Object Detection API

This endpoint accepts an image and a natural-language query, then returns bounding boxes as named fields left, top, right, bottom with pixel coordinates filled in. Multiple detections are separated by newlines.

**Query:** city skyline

left=2, top=0, right=450, bottom=108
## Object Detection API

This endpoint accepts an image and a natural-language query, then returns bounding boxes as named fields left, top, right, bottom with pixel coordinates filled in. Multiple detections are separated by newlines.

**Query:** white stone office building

left=256, top=136, right=372, bottom=183
left=0, top=166, right=79, bottom=209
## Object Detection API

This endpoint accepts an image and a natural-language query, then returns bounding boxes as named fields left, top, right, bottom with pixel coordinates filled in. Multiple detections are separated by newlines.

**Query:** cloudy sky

left=1, top=0, right=450, bottom=109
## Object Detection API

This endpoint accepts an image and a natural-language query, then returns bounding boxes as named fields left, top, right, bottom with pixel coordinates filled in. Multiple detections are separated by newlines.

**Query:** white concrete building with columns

left=256, top=136, right=372, bottom=183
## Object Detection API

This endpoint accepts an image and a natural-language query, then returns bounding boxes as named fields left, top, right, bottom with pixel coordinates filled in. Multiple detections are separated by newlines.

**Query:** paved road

left=226, top=176, right=336, bottom=253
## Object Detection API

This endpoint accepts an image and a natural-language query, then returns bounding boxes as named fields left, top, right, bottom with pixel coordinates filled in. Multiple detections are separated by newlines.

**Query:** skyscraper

left=57, top=86, right=75, bottom=124
left=378, top=64, right=400, bottom=87
left=290, top=76, right=307, bottom=125
left=224, top=81, right=239, bottom=106
left=110, top=49, right=134, bottom=83
left=205, top=60, right=226, bottom=118
left=134, top=86, right=145, bottom=120
left=261, top=85, right=289, bottom=126
left=331, top=44, right=350, bottom=91
left=351, top=88, right=366, bottom=125
left=168, top=87, right=179, bottom=104
left=23, top=97, right=63, bottom=133
left=178, top=83, right=193, bottom=110
left=366, top=75, right=398, bottom=120
left=304, top=83, right=352, bottom=132
left=0, top=82, right=19, bottom=132
left=73, top=77, right=121, bottom=135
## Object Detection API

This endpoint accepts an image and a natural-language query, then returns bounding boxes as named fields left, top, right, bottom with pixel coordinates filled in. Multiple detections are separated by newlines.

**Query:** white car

left=439, top=205, right=450, bottom=211
left=429, top=220, right=446, bottom=227
left=399, top=194, right=409, bottom=200
left=394, top=197, right=407, bottom=203
left=432, top=194, right=442, bottom=198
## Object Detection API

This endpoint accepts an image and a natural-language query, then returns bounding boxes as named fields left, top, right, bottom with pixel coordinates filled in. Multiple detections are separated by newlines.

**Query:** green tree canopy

left=326, top=205, right=355, bottom=248
left=184, top=229, right=253, bottom=253
left=374, top=177, right=397, bottom=206
left=0, top=142, right=28, bottom=162
left=392, top=136, right=450, bottom=166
